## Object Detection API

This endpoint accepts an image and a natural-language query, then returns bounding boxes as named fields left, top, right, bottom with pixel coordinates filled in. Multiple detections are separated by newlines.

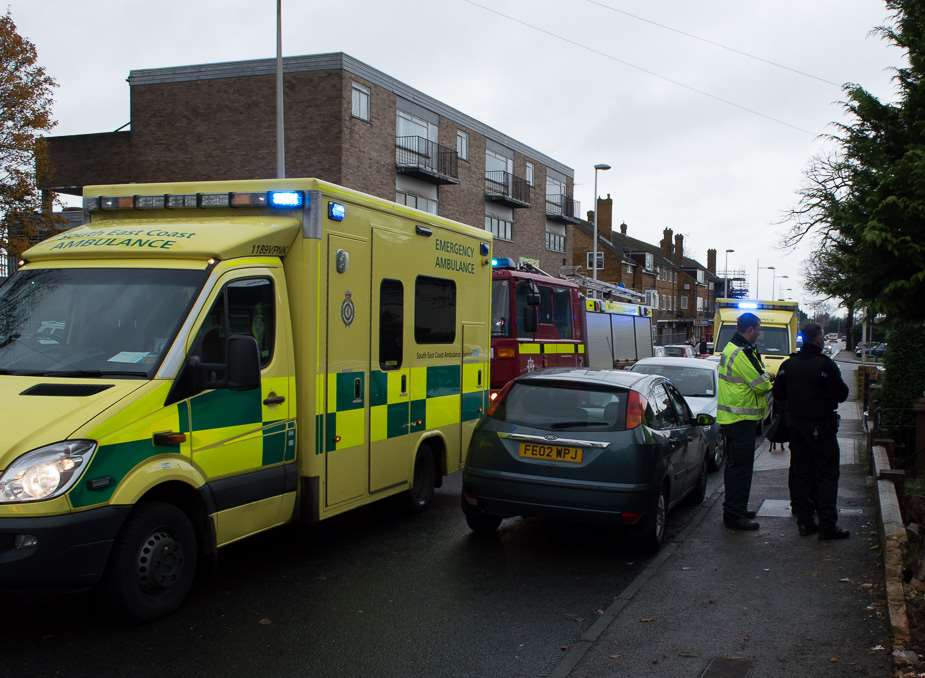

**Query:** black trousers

left=788, top=416, right=840, bottom=529
left=722, top=420, right=757, bottom=520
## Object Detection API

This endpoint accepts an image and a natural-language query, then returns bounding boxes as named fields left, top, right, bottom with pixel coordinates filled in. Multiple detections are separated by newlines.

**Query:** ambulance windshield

left=0, top=268, right=205, bottom=378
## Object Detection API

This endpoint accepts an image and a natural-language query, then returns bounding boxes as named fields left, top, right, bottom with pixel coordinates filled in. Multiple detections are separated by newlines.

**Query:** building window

left=586, top=251, right=604, bottom=271
left=456, top=130, right=469, bottom=161
left=351, top=83, right=370, bottom=121
left=680, top=295, right=689, bottom=310
left=696, top=296, right=704, bottom=312
left=623, top=262, right=633, bottom=274
left=415, top=276, right=456, bottom=344
left=526, top=162, right=534, bottom=186
left=645, top=253, right=654, bottom=272
left=396, top=190, right=437, bottom=215
left=379, top=279, right=403, bottom=370
left=545, top=230, right=565, bottom=253
left=708, top=281, right=715, bottom=291
left=485, top=214, right=512, bottom=241
left=645, top=289, right=658, bottom=308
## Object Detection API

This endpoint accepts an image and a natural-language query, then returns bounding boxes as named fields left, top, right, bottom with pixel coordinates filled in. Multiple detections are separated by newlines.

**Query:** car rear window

left=632, top=364, right=716, bottom=398
left=491, top=381, right=628, bottom=431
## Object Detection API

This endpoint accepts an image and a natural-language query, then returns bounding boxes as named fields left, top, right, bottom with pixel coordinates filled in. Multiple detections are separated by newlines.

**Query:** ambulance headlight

left=0, top=441, right=96, bottom=503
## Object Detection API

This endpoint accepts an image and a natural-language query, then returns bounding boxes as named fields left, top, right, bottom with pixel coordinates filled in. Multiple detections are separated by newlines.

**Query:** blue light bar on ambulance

left=492, top=257, right=517, bottom=269
left=328, top=201, right=346, bottom=221
left=738, top=302, right=758, bottom=309
left=268, top=190, right=304, bottom=208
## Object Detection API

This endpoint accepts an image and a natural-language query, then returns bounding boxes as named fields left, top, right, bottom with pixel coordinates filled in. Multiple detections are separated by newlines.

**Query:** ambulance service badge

left=341, top=291, right=356, bottom=327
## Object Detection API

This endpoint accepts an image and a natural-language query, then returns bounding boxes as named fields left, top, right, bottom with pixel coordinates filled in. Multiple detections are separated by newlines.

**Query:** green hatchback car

left=462, top=369, right=714, bottom=550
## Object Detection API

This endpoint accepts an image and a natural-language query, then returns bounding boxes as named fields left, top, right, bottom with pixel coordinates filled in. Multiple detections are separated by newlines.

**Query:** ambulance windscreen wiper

left=39, top=369, right=150, bottom=378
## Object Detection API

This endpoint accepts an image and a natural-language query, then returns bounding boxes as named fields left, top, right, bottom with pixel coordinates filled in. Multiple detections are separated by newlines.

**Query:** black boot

left=745, top=510, right=757, bottom=519
left=724, top=517, right=760, bottom=531
left=798, top=522, right=818, bottom=537
left=818, top=527, right=850, bottom=541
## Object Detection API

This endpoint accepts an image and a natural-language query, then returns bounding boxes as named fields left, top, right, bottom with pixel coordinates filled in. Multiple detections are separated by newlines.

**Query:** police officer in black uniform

left=772, top=323, right=850, bottom=540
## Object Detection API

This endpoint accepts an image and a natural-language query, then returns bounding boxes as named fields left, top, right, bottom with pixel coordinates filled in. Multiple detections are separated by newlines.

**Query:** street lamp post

left=591, top=163, right=611, bottom=282
left=275, top=0, right=285, bottom=178
left=758, top=265, right=775, bottom=299
left=723, top=248, right=734, bottom=297
left=775, top=274, right=789, bottom=299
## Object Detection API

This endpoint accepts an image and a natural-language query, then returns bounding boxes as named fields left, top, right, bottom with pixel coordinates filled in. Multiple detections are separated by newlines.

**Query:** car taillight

left=486, top=381, right=515, bottom=417
left=626, top=391, right=648, bottom=429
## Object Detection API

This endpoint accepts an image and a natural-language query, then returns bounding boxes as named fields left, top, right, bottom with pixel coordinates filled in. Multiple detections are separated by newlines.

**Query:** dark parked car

left=461, top=369, right=715, bottom=550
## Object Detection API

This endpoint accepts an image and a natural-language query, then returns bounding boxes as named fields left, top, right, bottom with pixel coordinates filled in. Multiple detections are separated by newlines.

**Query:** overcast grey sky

left=14, top=1, right=901, bottom=308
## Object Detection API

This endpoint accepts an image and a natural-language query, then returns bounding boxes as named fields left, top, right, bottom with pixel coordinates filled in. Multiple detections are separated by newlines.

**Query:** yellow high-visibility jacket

left=717, top=336, right=772, bottom=424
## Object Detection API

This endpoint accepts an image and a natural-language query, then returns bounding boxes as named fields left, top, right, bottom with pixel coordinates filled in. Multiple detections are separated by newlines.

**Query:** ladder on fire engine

left=557, top=265, right=646, bottom=303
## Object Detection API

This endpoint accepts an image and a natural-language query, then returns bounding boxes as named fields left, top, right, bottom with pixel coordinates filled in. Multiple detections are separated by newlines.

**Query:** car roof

left=517, top=368, right=656, bottom=390
left=633, top=357, right=719, bottom=371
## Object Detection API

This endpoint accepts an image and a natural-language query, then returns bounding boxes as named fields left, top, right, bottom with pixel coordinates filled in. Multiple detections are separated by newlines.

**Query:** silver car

left=630, top=357, right=725, bottom=471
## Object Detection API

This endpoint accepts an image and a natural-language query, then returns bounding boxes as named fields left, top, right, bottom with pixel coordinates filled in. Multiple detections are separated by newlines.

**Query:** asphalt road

left=6, top=470, right=723, bottom=678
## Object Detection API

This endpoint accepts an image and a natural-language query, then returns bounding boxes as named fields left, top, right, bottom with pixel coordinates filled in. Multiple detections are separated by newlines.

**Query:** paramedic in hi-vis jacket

left=717, top=312, right=772, bottom=531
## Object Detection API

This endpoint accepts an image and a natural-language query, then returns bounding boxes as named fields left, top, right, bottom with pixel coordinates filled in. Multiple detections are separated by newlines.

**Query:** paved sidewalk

left=563, top=403, right=891, bottom=677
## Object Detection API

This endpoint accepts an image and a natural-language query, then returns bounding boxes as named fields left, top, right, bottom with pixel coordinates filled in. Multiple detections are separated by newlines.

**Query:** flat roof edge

left=128, top=52, right=573, bottom=177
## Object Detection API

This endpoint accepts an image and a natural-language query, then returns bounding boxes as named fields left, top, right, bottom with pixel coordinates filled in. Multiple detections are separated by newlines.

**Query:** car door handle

left=263, top=392, right=285, bottom=406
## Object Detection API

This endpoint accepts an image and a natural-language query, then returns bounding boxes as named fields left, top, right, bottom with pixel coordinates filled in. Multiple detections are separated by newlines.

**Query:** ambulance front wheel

left=407, top=447, right=437, bottom=513
left=105, top=501, right=198, bottom=622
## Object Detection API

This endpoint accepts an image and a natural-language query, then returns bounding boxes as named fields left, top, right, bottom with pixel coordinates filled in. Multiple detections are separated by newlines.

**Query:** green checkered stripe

left=314, top=365, right=487, bottom=454
left=71, top=391, right=297, bottom=508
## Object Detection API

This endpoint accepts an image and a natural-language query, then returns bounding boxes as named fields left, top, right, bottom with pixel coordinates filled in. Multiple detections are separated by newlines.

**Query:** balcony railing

left=545, top=194, right=580, bottom=222
left=484, top=170, right=531, bottom=208
left=395, top=136, right=459, bottom=184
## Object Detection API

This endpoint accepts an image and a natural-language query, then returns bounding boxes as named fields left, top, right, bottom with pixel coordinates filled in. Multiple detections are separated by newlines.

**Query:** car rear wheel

left=639, top=486, right=668, bottom=552
left=465, top=512, right=502, bottom=535
left=105, top=501, right=198, bottom=622
left=708, top=437, right=725, bottom=471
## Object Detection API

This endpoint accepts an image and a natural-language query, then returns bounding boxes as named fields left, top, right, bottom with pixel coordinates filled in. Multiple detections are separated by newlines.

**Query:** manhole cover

left=700, top=656, right=754, bottom=677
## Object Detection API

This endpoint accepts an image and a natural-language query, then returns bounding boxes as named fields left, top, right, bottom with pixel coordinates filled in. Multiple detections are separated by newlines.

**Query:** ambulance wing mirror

left=225, top=335, right=261, bottom=390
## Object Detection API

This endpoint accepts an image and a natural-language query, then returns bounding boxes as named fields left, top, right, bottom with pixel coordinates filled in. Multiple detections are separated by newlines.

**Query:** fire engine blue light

left=492, top=257, right=516, bottom=269
left=328, top=201, right=346, bottom=221
left=268, top=191, right=304, bottom=208
left=738, top=302, right=758, bottom=309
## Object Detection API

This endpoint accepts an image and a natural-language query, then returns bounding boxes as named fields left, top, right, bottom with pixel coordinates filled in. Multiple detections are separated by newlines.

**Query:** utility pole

left=275, top=0, right=286, bottom=178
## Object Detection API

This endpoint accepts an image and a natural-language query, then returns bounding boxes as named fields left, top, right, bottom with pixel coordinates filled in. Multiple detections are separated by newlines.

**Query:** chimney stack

left=674, top=233, right=684, bottom=263
left=596, top=194, right=613, bottom=239
left=619, top=222, right=627, bottom=236
left=660, top=228, right=673, bottom=258
left=707, top=248, right=717, bottom=274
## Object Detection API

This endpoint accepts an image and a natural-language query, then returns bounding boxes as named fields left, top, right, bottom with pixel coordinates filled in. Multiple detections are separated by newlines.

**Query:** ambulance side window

left=191, top=277, right=275, bottom=368
left=379, top=279, right=403, bottom=370
left=414, top=276, right=456, bottom=344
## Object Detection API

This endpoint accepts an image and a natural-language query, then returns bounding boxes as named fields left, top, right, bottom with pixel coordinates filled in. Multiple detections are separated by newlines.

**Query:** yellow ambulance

left=0, top=178, right=491, bottom=620
left=712, top=298, right=799, bottom=378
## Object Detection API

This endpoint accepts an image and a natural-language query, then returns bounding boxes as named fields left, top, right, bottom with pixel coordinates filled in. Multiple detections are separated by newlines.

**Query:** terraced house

left=38, top=52, right=578, bottom=274
left=571, top=196, right=719, bottom=344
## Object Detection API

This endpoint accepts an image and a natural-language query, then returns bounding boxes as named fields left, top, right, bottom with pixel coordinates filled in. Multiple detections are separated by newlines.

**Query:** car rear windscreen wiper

left=549, top=420, right=610, bottom=429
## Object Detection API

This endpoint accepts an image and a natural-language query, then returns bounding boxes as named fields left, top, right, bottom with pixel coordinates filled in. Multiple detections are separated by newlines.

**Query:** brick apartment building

left=571, top=196, right=719, bottom=344
left=39, top=52, right=579, bottom=273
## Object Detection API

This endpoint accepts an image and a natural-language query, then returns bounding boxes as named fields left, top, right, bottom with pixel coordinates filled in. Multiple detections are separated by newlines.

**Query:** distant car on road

left=462, top=369, right=715, bottom=550
left=631, top=357, right=724, bottom=471
left=661, top=344, right=696, bottom=358
left=871, top=342, right=888, bottom=359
